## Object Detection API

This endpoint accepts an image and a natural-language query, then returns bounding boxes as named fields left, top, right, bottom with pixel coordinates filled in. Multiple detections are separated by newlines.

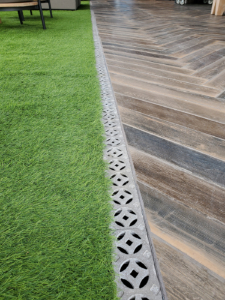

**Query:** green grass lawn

left=0, top=3, right=117, bottom=299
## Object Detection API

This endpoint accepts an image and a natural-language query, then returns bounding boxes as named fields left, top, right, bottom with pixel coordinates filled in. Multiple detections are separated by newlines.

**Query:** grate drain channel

left=91, top=8, right=167, bottom=300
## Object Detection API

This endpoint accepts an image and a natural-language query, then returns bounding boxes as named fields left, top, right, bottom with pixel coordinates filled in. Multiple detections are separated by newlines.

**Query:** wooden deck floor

left=92, top=1, right=225, bottom=299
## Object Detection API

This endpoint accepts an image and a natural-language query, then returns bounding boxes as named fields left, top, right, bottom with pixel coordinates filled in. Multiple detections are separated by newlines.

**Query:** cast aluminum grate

left=91, top=8, right=166, bottom=300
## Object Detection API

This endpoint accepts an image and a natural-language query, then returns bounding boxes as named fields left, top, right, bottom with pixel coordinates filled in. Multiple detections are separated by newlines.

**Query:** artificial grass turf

left=0, top=3, right=118, bottom=299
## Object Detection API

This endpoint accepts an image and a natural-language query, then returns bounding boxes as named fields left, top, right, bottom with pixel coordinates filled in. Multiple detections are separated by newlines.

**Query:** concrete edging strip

left=91, top=7, right=168, bottom=300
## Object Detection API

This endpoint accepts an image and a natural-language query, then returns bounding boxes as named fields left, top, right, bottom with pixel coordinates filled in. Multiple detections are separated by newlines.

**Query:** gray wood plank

left=153, top=236, right=225, bottom=300
left=108, top=64, right=220, bottom=96
left=124, top=124, right=225, bottom=187
left=129, top=146, right=225, bottom=223
left=119, top=106, right=225, bottom=161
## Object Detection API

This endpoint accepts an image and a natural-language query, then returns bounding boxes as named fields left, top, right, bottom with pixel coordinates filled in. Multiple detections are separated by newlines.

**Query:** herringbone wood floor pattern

left=92, top=1, right=225, bottom=299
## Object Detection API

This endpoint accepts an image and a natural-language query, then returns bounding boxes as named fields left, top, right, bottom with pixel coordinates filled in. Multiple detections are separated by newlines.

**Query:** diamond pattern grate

left=91, top=8, right=165, bottom=300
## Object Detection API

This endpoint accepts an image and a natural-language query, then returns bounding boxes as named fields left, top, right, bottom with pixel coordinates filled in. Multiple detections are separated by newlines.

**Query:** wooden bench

left=0, top=0, right=46, bottom=29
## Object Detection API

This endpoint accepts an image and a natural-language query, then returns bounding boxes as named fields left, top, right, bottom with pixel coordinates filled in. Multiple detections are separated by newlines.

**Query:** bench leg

left=30, top=10, right=33, bottom=15
left=18, top=10, right=23, bottom=25
left=38, top=0, right=46, bottom=29
left=48, top=0, right=53, bottom=18
left=21, top=10, right=25, bottom=21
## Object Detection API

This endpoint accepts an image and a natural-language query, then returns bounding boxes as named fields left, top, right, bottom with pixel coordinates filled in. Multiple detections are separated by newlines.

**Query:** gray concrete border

left=91, top=7, right=168, bottom=300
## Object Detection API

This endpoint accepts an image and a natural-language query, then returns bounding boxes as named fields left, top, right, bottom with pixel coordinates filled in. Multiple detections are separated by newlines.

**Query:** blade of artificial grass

left=0, top=3, right=118, bottom=299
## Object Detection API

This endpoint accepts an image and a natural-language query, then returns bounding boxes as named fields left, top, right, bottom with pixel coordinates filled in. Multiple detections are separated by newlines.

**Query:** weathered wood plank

left=114, top=87, right=225, bottom=132
left=193, top=57, right=225, bottom=79
left=108, top=64, right=220, bottom=96
left=129, top=146, right=225, bottom=223
left=119, top=106, right=225, bottom=161
left=111, top=79, right=225, bottom=116
left=104, top=49, right=183, bottom=66
left=153, top=236, right=225, bottom=300
left=206, top=70, right=225, bottom=90
left=168, top=36, right=213, bottom=57
left=179, top=42, right=225, bottom=63
left=105, top=53, right=194, bottom=75
left=106, top=59, right=205, bottom=84
left=139, top=181, right=225, bottom=274
left=102, top=41, right=166, bottom=55
left=124, top=124, right=225, bottom=186
left=185, top=48, right=225, bottom=71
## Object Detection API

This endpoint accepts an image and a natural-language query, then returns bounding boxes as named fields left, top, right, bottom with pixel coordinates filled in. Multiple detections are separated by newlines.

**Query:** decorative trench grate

left=91, top=8, right=167, bottom=300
